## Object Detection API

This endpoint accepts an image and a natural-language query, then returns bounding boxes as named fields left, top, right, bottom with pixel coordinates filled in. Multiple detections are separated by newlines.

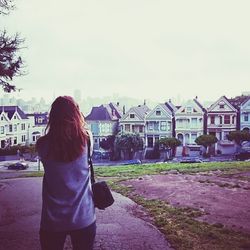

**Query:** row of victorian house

left=0, top=106, right=48, bottom=149
left=86, top=96, right=250, bottom=156
left=1, top=95, right=250, bottom=156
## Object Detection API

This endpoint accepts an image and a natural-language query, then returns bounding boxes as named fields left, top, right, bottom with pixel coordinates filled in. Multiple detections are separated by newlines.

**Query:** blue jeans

left=40, top=222, right=96, bottom=250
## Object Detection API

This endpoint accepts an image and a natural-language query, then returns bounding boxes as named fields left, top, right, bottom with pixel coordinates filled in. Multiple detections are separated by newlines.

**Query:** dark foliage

left=0, top=1, right=25, bottom=92
left=0, top=0, right=15, bottom=15
left=0, top=30, right=24, bottom=92
left=227, top=130, right=250, bottom=145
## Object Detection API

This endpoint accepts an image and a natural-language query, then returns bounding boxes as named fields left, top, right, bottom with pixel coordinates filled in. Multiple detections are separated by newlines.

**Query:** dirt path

left=0, top=177, right=172, bottom=250
left=123, top=170, right=250, bottom=233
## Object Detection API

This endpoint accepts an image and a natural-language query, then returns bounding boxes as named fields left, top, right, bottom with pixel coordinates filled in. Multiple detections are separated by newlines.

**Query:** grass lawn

left=25, top=161, right=250, bottom=250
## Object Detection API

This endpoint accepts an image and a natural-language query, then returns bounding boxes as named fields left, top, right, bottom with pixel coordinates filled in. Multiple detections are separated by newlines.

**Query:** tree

left=195, top=135, right=218, bottom=157
left=227, top=130, right=250, bottom=146
left=114, top=133, right=143, bottom=160
left=0, top=0, right=25, bottom=92
left=99, top=135, right=116, bottom=160
left=0, top=0, right=15, bottom=15
left=159, top=137, right=181, bottom=160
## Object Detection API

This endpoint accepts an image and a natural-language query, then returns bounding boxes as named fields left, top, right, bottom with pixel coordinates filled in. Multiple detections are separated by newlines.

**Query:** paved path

left=0, top=177, right=172, bottom=250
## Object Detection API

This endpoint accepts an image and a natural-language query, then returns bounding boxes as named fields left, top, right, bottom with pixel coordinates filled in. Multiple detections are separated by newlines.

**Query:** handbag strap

left=87, top=137, right=95, bottom=184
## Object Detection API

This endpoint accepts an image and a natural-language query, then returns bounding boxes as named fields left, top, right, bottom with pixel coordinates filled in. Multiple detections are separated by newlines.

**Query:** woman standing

left=36, top=96, right=96, bottom=250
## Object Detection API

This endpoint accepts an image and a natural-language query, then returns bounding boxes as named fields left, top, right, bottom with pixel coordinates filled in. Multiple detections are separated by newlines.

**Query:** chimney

left=123, top=105, right=126, bottom=115
left=144, top=99, right=146, bottom=105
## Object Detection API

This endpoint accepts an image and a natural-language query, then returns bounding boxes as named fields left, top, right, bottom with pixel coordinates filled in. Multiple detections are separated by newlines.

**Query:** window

left=14, top=124, right=17, bottom=132
left=148, top=122, right=153, bottom=130
left=218, top=132, right=222, bottom=140
left=223, top=132, right=229, bottom=140
left=1, top=116, right=3, bottom=121
left=156, top=110, right=161, bottom=116
left=21, top=135, right=26, bottom=142
left=160, top=121, right=167, bottom=131
left=9, top=125, right=13, bottom=132
left=186, top=107, right=192, bottom=113
left=13, top=137, right=17, bottom=145
left=219, top=116, right=223, bottom=124
left=139, top=126, right=143, bottom=133
left=219, top=104, right=225, bottom=109
left=155, top=136, right=159, bottom=145
left=0, top=126, right=4, bottom=134
left=224, top=115, right=230, bottom=124
left=191, top=133, right=197, bottom=143
left=147, top=137, right=153, bottom=147
left=210, top=115, right=215, bottom=124
left=167, top=122, right=171, bottom=131
left=191, top=118, right=197, bottom=128
left=154, top=122, right=159, bottom=131
left=176, top=119, right=183, bottom=128
left=38, top=117, right=44, bottom=123
left=129, top=114, right=135, bottom=119
left=244, top=114, right=249, bottom=122
left=232, top=116, right=235, bottom=124
left=21, top=124, right=25, bottom=130
left=125, top=124, right=130, bottom=132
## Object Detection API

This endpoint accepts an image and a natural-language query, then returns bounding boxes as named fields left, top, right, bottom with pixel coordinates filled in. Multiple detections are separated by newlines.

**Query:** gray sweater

left=38, top=142, right=96, bottom=232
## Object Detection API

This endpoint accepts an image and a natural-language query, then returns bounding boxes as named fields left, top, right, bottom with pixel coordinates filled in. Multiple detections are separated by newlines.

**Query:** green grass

left=109, top=180, right=250, bottom=250
left=24, top=161, right=250, bottom=179
left=94, top=161, right=250, bottom=178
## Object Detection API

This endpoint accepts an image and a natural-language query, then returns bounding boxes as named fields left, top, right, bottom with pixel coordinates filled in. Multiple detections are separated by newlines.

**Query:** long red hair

left=37, top=96, right=89, bottom=162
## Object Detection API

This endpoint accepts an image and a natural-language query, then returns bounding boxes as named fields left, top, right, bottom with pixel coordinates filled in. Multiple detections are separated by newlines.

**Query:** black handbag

left=87, top=139, right=114, bottom=210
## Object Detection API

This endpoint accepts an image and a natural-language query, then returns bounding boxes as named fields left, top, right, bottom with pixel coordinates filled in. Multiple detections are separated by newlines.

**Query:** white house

left=0, top=106, right=30, bottom=148
left=175, top=98, right=205, bottom=147
left=145, top=102, right=176, bottom=148
left=119, top=104, right=150, bottom=146
left=26, top=113, right=48, bottom=144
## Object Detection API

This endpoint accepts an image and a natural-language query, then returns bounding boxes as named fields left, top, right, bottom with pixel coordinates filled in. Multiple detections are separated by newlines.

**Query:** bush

left=202, top=152, right=211, bottom=158
left=145, top=149, right=160, bottom=159
left=217, top=149, right=222, bottom=155
left=0, top=145, right=36, bottom=156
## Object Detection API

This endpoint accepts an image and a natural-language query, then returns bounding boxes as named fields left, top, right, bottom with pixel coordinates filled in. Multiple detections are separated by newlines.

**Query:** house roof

left=107, top=102, right=123, bottom=119
left=207, top=96, right=238, bottom=112
left=0, top=106, right=28, bottom=120
left=85, top=103, right=122, bottom=121
left=164, top=101, right=177, bottom=114
left=241, top=96, right=250, bottom=107
left=229, top=95, right=250, bottom=108
left=120, top=104, right=150, bottom=121
left=175, top=99, right=204, bottom=114
left=193, top=98, right=206, bottom=112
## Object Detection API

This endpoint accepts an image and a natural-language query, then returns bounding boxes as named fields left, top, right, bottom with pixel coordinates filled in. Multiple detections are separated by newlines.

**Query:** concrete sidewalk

left=0, top=178, right=173, bottom=250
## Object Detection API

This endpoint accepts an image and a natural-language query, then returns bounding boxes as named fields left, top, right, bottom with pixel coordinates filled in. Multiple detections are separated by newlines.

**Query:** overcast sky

left=1, top=0, right=250, bottom=103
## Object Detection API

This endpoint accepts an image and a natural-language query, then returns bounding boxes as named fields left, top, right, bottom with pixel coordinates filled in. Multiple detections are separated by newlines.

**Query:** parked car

left=235, top=151, right=250, bottom=161
left=92, top=151, right=111, bottom=160
left=7, top=162, right=29, bottom=170
left=180, top=157, right=203, bottom=163
left=121, top=159, right=142, bottom=165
